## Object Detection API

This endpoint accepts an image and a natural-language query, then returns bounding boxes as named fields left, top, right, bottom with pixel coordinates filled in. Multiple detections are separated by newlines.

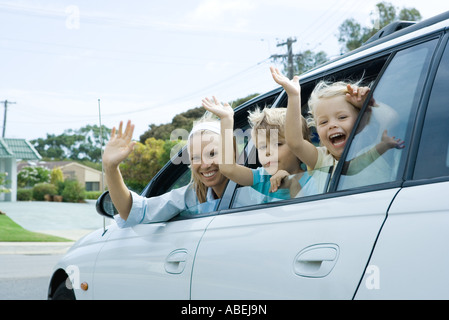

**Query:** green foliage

left=31, top=124, right=111, bottom=163
left=61, top=179, right=86, bottom=203
left=32, top=183, right=57, bottom=201
left=338, top=1, right=422, bottom=53
left=120, top=138, right=166, bottom=193
left=0, top=172, right=10, bottom=194
left=18, top=167, right=50, bottom=188
left=273, top=50, right=329, bottom=75
left=0, top=215, right=70, bottom=242
left=139, top=106, right=206, bottom=142
left=50, top=167, right=64, bottom=185
left=85, top=190, right=103, bottom=200
left=17, top=188, right=33, bottom=201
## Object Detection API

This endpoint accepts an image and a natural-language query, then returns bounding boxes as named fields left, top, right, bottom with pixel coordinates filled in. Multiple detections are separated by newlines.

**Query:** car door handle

left=293, top=244, right=339, bottom=278
left=165, top=249, right=188, bottom=274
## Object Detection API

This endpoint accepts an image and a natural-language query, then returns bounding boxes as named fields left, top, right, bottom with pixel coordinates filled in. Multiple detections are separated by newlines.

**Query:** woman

left=103, top=115, right=228, bottom=228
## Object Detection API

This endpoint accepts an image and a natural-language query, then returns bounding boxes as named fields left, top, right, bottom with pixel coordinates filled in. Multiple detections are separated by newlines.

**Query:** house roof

left=0, top=138, right=41, bottom=160
left=17, top=160, right=102, bottom=174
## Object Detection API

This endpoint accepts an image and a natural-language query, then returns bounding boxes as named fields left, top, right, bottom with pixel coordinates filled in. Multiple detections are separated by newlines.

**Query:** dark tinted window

left=414, top=39, right=449, bottom=180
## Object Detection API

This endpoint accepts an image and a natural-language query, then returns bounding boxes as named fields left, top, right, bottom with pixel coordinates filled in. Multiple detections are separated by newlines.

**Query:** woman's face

left=189, top=131, right=228, bottom=194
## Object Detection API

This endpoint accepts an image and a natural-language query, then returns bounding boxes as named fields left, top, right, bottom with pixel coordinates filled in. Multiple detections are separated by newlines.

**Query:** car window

left=336, top=39, right=438, bottom=190
left=414, top=38, right=449, bottom=180
left=230, top=165, right=333, bottom=208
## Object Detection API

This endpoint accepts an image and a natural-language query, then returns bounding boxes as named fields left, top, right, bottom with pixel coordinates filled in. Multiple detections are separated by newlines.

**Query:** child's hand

left=346, top=84, right=371, bottom=109
left=269, top=169, right=290, bottom=192
left=102, top=120, right=136, bottom=170
left=202, top=96, right=234, bottom=120
left=270, top=66, right=300, bottom=96
left=381, top=130, right=405, bottom=149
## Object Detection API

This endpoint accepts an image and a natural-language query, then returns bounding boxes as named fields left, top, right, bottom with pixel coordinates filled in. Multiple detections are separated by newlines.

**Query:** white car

left=49, top=11, right=449, bottom=300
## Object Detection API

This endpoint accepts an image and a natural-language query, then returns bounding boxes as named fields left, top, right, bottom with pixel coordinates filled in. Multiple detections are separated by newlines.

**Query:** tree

left=271, top=49, right=329, bottom=76
left=31, top=124, right=111, bottom=163
left=50, top=167, right=64, bottom=185
left=338, top=1, right=422, bottom=53
left=139, top=94, right=259, bottom=143
left=18, top=166, right=50, bottom=188
left=119, top=138, right=167, bottom=193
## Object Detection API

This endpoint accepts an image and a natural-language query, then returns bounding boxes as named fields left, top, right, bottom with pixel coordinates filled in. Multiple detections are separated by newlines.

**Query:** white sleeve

left=114, top=185, right=194, bottom=228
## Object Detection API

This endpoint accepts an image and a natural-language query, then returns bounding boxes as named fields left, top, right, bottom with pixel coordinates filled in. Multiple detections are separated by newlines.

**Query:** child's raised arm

left=270, top=67, right=318, bottom=168
left=201, top=96, right=253, bottom=186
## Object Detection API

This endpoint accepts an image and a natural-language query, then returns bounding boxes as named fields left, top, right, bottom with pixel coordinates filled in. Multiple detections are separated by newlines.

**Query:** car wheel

left=52, top=279, right=76, bottom=300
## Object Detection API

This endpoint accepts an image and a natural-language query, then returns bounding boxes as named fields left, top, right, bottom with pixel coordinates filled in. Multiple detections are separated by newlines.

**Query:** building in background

left=0, top=138, right=41, bottom=201
left=17, top=160, right=105, bottom=194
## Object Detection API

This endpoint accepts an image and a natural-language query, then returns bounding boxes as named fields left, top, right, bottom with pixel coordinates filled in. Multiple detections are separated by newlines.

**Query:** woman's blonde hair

left=307, top=79, right=364, bottom=127
left=248, top=107, right=310, bottom=145
left=188, top=111, right=221, bottom=203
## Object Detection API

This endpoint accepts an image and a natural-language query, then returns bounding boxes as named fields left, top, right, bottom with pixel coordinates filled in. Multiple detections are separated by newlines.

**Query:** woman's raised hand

left=102, top=120, right=136, bottom=170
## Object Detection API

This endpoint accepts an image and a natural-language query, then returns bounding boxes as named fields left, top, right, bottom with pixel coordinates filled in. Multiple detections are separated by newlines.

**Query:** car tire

left=52, top=279, right=76, bottom=300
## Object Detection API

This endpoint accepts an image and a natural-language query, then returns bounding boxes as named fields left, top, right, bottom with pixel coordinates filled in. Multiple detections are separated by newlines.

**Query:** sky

left=1, top=0, right=448, bottom=142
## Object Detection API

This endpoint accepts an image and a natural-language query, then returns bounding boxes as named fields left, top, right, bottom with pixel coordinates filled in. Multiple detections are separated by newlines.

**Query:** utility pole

left=1, top=100, right=16, bottom=138
left=270, top=37, right=297, bottom=79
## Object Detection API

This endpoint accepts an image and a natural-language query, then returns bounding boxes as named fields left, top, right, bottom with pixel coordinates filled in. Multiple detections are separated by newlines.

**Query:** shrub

left=85, top=190, right=103, bottom=200
left=32, top=183, right=57, bottom=201
left=50, top=167, right=64, bottom=185
left=61, top=179, right=86, bottom=203
left=18, top=166, right=50, bottom=188
left=17, top=188, right=33, bottom=201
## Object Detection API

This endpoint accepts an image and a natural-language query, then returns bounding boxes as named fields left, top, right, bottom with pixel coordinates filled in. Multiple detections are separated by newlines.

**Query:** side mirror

left=96, top=191, right=118, bottom=219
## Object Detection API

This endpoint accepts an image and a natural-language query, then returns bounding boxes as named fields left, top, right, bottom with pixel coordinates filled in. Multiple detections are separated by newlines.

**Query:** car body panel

left=191, top=188, right=399, bottom=299
left=355, top=181, right=449, bottom=299
left=90, top=217, right=214, bottom=299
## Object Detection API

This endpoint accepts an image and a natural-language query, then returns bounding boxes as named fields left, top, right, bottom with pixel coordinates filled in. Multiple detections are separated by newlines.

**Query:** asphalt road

left=0, top=201, right=111, bottom=300
left=0, top=254, right=63, bottom=300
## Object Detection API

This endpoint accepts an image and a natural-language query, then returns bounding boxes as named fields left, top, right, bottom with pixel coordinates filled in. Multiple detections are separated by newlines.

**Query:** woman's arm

left=102, top=120, right=136, bottom=221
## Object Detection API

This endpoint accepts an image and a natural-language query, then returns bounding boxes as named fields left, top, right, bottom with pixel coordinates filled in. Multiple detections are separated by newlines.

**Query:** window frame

left=331, top=34, right=443, bottom=193
left=403, top=32, right=449, bottom=187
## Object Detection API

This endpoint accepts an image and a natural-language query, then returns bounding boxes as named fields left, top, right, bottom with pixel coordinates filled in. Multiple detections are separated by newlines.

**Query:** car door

left=190, top=38, right=438, bottom=299
left=91, top=90, right=282, bottom=299
left=355, top=34, right=449, bottom=299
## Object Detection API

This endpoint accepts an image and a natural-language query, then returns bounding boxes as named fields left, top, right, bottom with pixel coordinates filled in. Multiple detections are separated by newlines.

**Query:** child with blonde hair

left=202, top=96, right=313, bottom=200
left=270, top=67, right=404, bottom=189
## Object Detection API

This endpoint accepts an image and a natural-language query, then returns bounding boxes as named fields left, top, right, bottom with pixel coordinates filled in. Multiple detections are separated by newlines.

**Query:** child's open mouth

left=329, top=133, right=346, bottom=147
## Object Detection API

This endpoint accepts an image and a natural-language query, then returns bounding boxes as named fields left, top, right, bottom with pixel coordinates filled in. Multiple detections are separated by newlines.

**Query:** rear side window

left=414, top=38, right=449, bottom=180
left=337, top=39, right=438, bottom=190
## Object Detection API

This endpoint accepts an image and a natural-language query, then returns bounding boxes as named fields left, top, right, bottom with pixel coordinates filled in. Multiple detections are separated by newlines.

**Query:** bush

left=32, top=183, right=57, bottom=201
left=17, top=188, right=33, bottom=201
left=85, top=190, right=103, bottom=200
left=61, top=179, right=86, bottom=203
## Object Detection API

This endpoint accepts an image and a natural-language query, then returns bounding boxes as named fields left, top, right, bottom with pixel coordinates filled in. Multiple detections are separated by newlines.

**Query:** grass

left=0, top=214, right=71, bottom=242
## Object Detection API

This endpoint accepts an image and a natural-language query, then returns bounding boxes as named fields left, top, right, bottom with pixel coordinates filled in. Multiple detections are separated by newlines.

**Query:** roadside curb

left=0, top=242, right=75, bottom=255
